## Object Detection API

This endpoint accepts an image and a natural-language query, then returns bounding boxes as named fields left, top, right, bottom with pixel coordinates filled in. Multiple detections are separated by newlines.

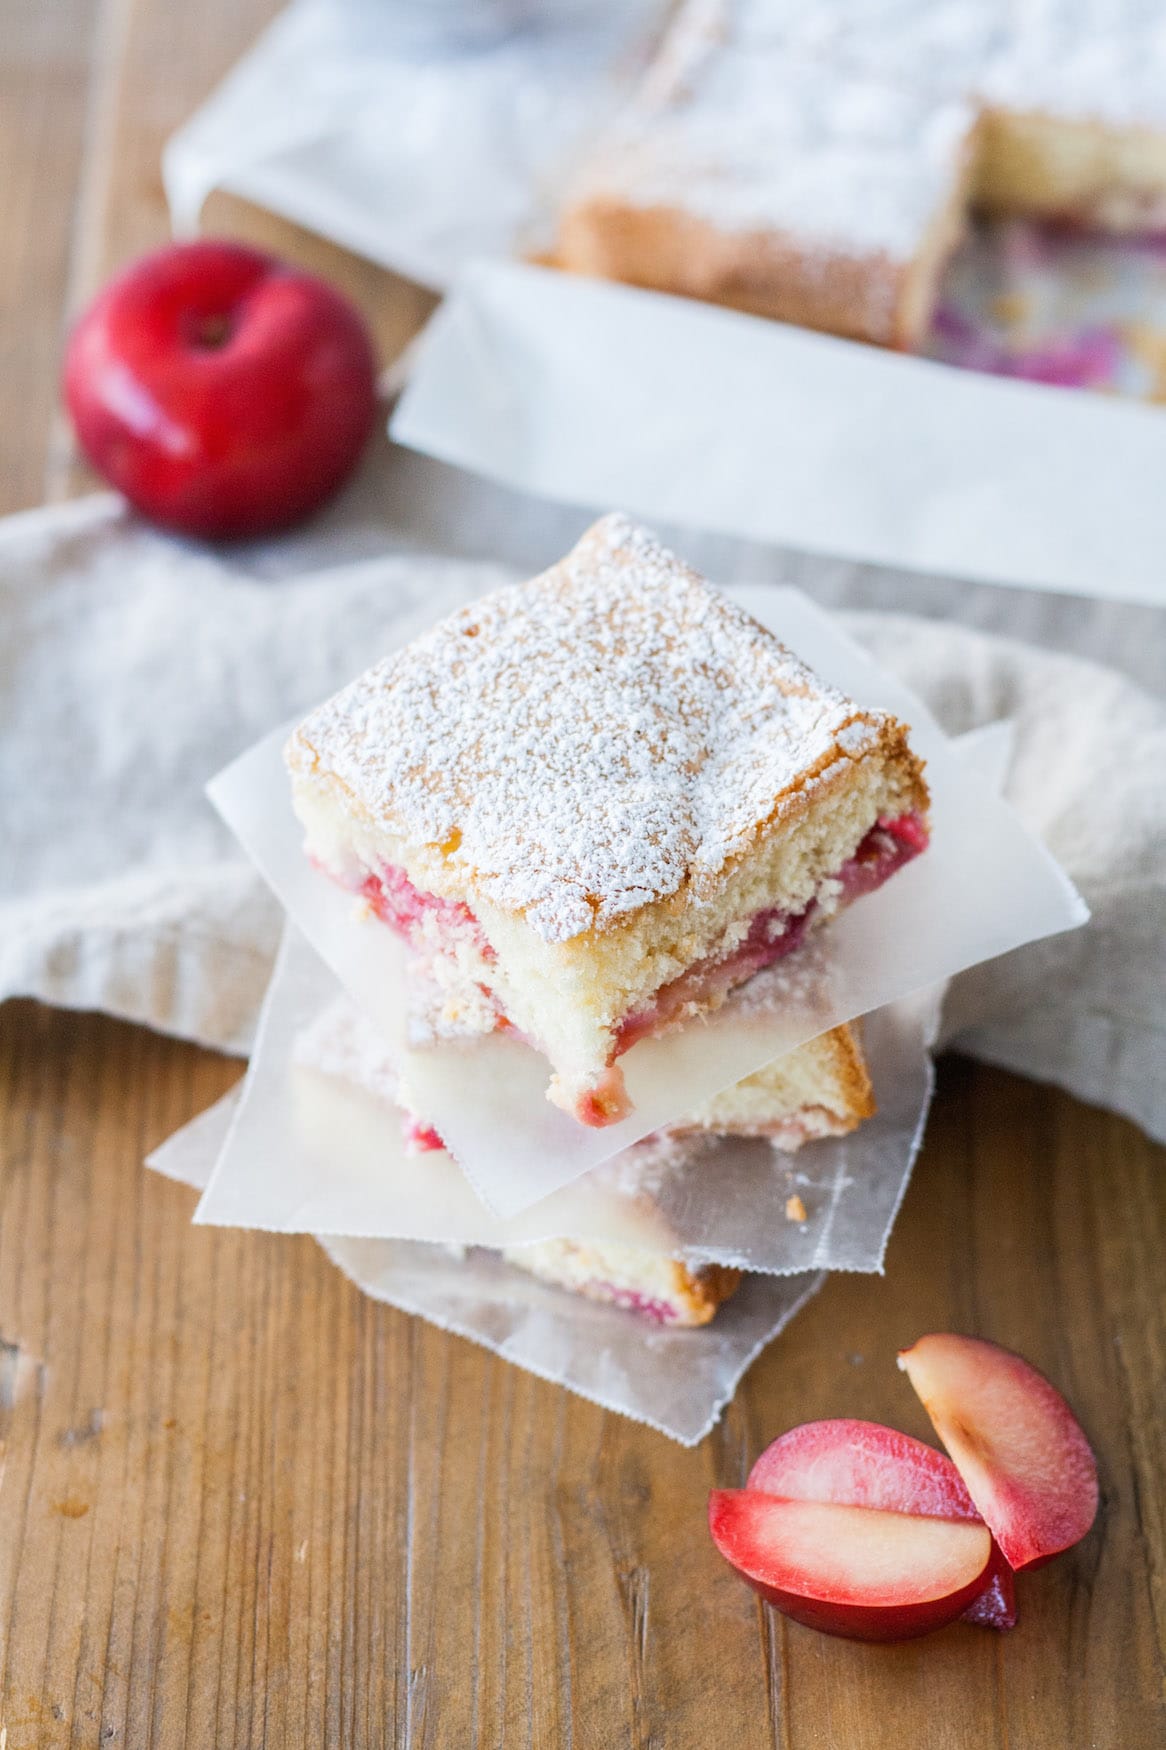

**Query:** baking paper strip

left=207, top=587, right=1083, bottom=1216
left=392, top=260, right=1166, bottom=607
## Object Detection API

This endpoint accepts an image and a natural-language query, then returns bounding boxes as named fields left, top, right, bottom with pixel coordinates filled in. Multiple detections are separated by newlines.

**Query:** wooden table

left=2, top=3, right=1163, bottom=1743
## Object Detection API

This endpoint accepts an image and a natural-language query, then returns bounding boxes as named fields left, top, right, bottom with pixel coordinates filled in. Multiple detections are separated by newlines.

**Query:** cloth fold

left=2, top=493, right=1162, bottom=1139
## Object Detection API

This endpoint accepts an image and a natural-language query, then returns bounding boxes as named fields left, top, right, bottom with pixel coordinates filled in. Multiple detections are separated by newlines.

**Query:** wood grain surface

left=1, top=1, right=1163, bottom=1745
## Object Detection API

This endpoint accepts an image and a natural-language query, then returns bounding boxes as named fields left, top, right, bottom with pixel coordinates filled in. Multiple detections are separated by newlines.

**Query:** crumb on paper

left=785, top=1194, right=807, bottom=1224
left=988, top=290, right=1031, bottom=329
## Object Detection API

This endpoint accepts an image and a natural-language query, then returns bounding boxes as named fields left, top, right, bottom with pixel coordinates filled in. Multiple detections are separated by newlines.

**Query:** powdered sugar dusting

left=570, top=2, right=973, bottom=259
left=289, top=514, right=885, bottom=944
left=569, top=0, right=1166, bottom=264
left=778, top=0, right=1166, bottom=131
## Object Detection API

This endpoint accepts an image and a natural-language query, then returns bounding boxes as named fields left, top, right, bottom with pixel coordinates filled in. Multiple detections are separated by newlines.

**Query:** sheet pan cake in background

left=291, top=997, right=877, bottom=1327
left=556, top=0, right=1166, bottom=348
left=286, top=514, right=928, bottom=1128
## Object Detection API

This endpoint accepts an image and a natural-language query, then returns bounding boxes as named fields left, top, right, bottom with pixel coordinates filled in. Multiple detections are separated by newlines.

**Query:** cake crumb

left=785, top=1193, right=807, bottom=1223
left=989, top=291, right=1031, bottom=329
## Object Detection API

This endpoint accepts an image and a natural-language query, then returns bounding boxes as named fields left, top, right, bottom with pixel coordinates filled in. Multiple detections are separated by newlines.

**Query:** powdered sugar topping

left=570, top=1, right=974, bottom=259
left=569, top=0, right=1166, bottom=262
left=289, top=514, right=885, bottom=944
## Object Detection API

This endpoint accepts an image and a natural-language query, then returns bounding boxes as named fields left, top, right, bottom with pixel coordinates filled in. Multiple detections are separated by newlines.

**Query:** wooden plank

left=0, top=1010, right=1162, bottom=1747
left=0, top=0, right=101, bottom=514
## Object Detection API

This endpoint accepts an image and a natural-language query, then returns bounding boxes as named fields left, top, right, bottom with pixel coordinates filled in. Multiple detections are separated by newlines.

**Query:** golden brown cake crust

left=671, top=1260, right=743, bottom=1326
left=557, top=200, right=920, bottom=348
left=820, top=1021, right=878, bottom=1128
left=554, top=0, right=1166, bottom=350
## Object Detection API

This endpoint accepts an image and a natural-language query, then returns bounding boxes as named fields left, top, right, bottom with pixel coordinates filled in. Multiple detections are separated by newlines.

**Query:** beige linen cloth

left=2, top=490, right=1163, bottom=1141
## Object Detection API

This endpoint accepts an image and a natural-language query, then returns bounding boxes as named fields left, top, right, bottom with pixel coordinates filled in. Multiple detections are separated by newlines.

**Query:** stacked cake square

left=283, top=514, right=930, bottom=1325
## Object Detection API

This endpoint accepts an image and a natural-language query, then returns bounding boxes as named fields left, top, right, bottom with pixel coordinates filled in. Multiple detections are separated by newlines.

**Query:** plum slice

left=709, top=1493, right=993, bottom=1643
left=747, top=1418, right=1016, bottom=1627
left=898, top=1334, right=1099, bottom=1571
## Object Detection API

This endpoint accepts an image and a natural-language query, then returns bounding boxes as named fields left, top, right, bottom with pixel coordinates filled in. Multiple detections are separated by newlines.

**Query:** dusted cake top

left=771, top=0, right=1166, bottom=129
left=569, top=0, right=1166, bottom=262
left=571, top=12, right=974, bottom=260
left=287, top=514, right=895, bottom=944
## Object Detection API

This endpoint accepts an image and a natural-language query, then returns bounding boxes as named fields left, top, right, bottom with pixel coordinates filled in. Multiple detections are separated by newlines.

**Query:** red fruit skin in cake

left=330, top=807, right=929, bottom=1130
left=586, top=1286, right=680, bottom=1323
left=402, top=1115, right=445, bottom=1154
left=575, top=1069, right=634, bottom=1127
left=615, top=904, right=815, bottom=1055
left=614, top=809, right=929, bottom=1060
left=748, top=1419, right=1016, bottom=1630
left=836, top=812, right=930, bottom=905
left=359, top=868, right=491, bottom=955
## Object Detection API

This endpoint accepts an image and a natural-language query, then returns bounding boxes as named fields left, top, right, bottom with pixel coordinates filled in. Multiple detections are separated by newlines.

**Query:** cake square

left=286, top=513, right=928, bottom=1127
left=557, top=0, right=1166, bottom=349
left=556, top=4, right=976, bottom=348
left=292, top=993, right=744, bottom=1325
left=292, top=996, right=880, bottom=1328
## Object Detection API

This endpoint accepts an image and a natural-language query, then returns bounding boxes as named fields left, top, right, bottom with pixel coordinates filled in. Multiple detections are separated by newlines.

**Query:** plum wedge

left=747, top=1418, right=1016, bottom=1628
left=898, top=1334, right=1099, bottom=1571
left=709, top=1493, right=993, bottom=1642
left=749, top=1417, right=982, bottom=1514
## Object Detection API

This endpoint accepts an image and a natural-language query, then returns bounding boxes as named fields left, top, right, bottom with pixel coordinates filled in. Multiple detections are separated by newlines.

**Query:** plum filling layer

left=574, top=1284, right=686, bottom=1324
left=323, top=809, right=927, bottom=1130
left=402, top=1115, right=445, bottom=1154
left=356, top=866, right=493, bottom=959
left=614, top=812, right=928, bottom=1060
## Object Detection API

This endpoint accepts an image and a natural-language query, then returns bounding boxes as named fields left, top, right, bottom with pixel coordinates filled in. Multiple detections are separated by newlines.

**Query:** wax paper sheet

left=164, top=0, right=665, bottom=285
left=207, top=585, right=1085, bottom=1217
left=174, top=927, right=936, bottom=1274
left=148, top=1094, right=823, bottom=1444
left=391, top=260, right=1166, bottom=608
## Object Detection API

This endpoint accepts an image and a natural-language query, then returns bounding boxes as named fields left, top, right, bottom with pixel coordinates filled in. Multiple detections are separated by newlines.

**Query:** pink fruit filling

left=615, top=902, right=816, bottom=1056
left=614, top=811, right=928, bottom=1059
left=657, top=1107, right=844, bottom=1148
left=581, top=1284, right=683, bottom=1324
left=574, top=1067, right=634, bottom=1128
left=835, top=811, right=930, bottom=905
left=402, top=1115, right=445, bottom=1154
left=321, top=809, right=927, bottom=1132
left=357, top=865, right=493, bottom=958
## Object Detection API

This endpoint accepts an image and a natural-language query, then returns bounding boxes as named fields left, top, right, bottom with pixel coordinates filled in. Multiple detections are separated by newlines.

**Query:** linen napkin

left=2, top=490, right=1162, bottom=1140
